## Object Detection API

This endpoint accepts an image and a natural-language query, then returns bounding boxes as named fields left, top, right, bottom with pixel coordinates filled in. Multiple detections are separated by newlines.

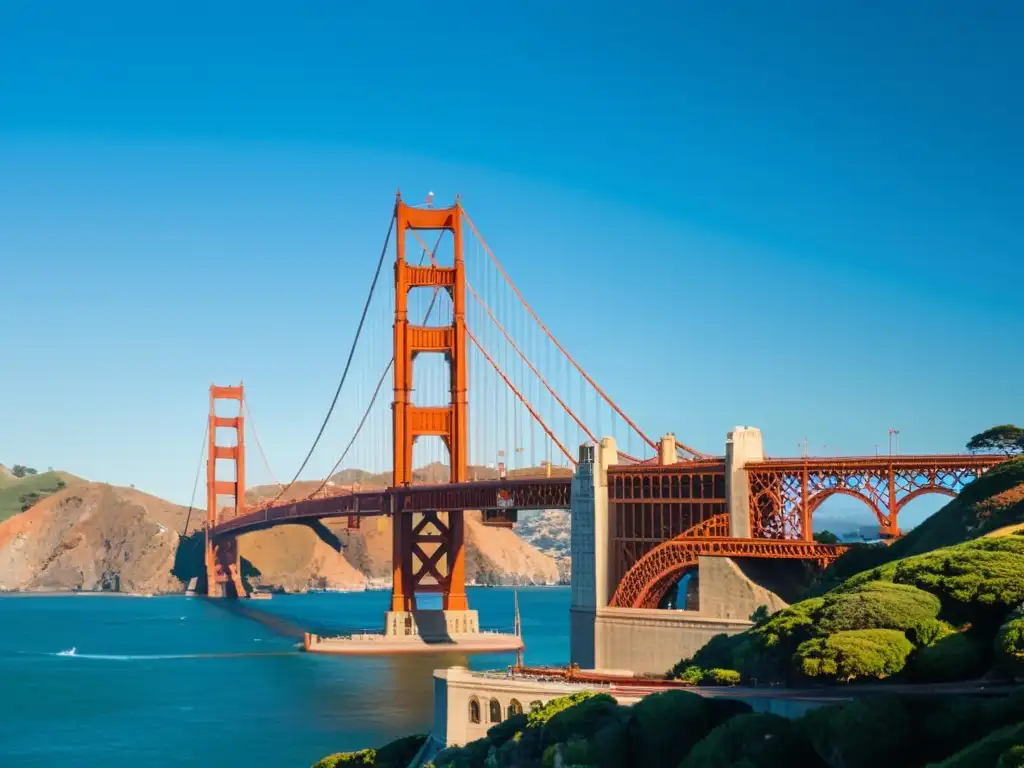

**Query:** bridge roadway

left=210, top=453, right=997, bottom=539
left=210, top=477, right=574, bottom=539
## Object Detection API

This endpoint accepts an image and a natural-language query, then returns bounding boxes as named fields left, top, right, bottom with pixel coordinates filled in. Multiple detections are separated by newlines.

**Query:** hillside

left=669, top=455, right=1024, bottom=688
left=0, top=467, right=559, bottom=594
left=0, top=467, right=87, bottom=524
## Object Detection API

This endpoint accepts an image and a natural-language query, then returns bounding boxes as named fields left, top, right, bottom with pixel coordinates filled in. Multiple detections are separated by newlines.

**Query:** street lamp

left=888, top=429, right=900, bottom=456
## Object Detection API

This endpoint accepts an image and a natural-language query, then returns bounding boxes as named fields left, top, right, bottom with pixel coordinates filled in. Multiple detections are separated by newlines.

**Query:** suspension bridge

left=193, top=193, right=1004, bottom=651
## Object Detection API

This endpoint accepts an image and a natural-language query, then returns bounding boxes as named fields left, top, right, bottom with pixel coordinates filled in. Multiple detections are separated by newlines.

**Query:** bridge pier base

left=384, top=609, right=480, bottom=640
left=726, top=426, right=764, bottom=538
left=205, top=535, right=246, bottom=598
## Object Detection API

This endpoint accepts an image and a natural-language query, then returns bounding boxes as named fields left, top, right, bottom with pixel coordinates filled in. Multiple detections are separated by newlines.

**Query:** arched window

left=529, top=700, right=543, bottom=713
left=508, top=699, right=523, bottom=717
left=489, top=698, right=502, bottom=723
left=468, top=697, right=481, bottom=724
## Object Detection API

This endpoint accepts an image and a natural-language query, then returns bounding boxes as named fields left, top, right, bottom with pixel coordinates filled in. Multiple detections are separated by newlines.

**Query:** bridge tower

left=205, top=383, right=248, bottom=598
left=390, top=193, right=470, bottom=619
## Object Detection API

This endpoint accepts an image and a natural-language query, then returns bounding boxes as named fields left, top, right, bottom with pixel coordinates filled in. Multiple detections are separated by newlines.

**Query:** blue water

left=0, top=586, right=570, bottom=767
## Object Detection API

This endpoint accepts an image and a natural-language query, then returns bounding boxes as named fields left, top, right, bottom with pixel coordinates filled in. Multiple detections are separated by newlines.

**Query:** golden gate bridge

left=190, top=193, right=1003, bottom=628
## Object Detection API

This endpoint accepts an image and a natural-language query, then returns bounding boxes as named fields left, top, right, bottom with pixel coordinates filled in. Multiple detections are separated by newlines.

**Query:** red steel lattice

left=745, top=454, right=1005, bottom=539
left=609, top=531, right=847, bottom=609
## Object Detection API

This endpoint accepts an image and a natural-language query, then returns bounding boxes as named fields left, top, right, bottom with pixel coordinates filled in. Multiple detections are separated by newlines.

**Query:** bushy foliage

left=702, top=668, right=741, bottom=686
left=679, top=713, right=824, bottom=768
left=796, top=629, right=914, bottom=682
left=842, top=537, right=1024, bottom=625
left=312, top=748, right=375, bottom=767
left=626, top=690, right=711, bottom=768
left=675, top=665, right=704, bottom=684
left=909, top=631, right=987, bottom=683
left=994, top=610, right=1024, bottom=679
left=932, top=722, right=1024, bottom=767
left=816, top=580, right=941, bottom=634
left=525, top=691, right=600, bottom=729
left=799, top=695, right=916, bottom=768
left=313, top=735, right=426, bottom=768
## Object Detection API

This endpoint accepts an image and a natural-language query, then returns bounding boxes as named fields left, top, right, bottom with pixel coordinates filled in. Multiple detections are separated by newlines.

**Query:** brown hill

left=0, top=483, right=188, bottom=593
left=0, top=470, right=560, bottom=594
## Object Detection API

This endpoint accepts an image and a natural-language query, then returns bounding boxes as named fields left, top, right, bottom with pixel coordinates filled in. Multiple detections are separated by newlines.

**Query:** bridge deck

left=211, top=477, right=573, bottom=538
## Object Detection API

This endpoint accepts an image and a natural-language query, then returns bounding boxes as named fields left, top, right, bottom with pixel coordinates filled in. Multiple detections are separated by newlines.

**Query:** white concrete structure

left=570, top=429, right=783, bottom=675
left=725, top=426, right=764, bottom=538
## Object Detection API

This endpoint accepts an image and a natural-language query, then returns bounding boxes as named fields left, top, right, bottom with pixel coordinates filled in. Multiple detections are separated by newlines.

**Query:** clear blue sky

left=1, top=2, right=1021, bottom=527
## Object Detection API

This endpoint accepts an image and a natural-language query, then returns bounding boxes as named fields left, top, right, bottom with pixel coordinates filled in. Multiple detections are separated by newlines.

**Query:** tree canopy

left=967, top=425, right=1024, bottom=456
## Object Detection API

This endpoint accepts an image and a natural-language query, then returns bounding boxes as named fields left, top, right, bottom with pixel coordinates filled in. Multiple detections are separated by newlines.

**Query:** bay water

left=0, top=586, right=570, bottom=767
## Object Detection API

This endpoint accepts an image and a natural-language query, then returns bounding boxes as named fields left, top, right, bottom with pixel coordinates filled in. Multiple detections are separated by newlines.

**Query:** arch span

left=609, top=535, right=846, bottom=609
left=807, top=487, right=888, bottom=529
left=894, top=486, right=957, bottom=517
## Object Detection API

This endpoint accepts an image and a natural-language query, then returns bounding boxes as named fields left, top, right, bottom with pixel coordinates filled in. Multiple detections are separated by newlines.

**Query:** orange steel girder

left=609, top=524, right=848, bottom=609
left=391, top=194, right=468, bottom=612
left=745, top=454, right=1005, bottom=540
left=205, top=384, right=248, bottom=598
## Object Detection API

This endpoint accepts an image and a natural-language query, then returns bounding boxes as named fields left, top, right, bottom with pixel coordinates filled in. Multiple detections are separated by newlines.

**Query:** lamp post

left=888, top=429, right=900, bottom=456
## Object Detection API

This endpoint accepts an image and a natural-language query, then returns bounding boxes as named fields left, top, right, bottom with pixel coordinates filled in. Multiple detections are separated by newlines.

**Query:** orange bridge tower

left=205, top=383, right=248, bottom=598
left=387, top=192, right=476, bottom=635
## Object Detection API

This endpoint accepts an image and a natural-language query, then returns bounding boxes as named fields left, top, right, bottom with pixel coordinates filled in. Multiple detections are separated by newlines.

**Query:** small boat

left=57, top=647, right=76, bottom=656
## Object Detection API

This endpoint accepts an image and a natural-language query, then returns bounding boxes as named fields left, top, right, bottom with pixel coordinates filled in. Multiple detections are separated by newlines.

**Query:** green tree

left=967, top=425, right=1024, bottom=456
left=11, top=465, right=37, bottom=478
left=814, top=530, right=840, bottom=545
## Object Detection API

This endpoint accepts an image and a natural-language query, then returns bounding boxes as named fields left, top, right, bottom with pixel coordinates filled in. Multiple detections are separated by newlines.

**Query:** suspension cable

left=181, top=420, right=209, bottom=537
left=462, top=208, right=709, bottom=457
left=266, top=209, right=397, bottom=506
left=299, top=231, right=445, bottom=500
left=243, top=395, right=282, bottom=488
left=466, top=326, right=575, bottom=465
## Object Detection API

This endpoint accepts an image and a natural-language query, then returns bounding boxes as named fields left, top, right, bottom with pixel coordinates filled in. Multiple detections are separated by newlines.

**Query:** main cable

left=267, top=210, right=397, bottom=506
left=181, top=420, right=209, bottom=537
left=302, top=230, right=445, bottom=499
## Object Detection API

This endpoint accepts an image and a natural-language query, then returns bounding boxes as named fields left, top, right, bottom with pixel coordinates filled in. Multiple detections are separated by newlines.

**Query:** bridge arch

left=894, top=486, right=957, bottom=517
left=609, top=532, right=846, bottom=609
left=807, top=488, right=889, bottom=530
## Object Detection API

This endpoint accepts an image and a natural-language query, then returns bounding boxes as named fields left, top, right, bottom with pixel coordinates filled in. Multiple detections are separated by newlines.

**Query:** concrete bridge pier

left=725, top=426, right=764, bottom=538
left=569, top=437, right=617, bottom=669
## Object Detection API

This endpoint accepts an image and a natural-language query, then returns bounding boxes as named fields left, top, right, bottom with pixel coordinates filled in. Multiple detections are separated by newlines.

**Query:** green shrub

left=703, top=668, right=741, bottom=686
left=799, top=695, right=915, bottom=768
left=684, top=632, right=744, bottom=671
left=906, top=617, right=956, bottom=647
left=932, top=722, right=1024, bottom=767
left=796, top=629, right=914, bottom=682
left=312, top=749, right=375, bottom=768
left=1000, top=745, right=1024, bottom=767
left=680, top=713, right=824, bottom=768
left=909, top=631, right=987, bottom=683
left=525, top=692, right=602, bottom=729
left=486, top=714, right=526, bottom=749
left=816, top=581, right=941, bottom=634
left=626, top=690, right=711, bottom=768
left=994, top=611, right=1024, bottom=679
left=675, top=665, right=705, bottom=684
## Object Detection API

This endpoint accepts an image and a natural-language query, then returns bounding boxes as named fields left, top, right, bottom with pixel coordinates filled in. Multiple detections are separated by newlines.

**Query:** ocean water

left=0, top=586, right=570, bottom=768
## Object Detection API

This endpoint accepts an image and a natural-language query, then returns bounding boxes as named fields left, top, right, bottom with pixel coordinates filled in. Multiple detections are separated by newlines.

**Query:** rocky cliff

left=0, top=474, right=559, bottom=593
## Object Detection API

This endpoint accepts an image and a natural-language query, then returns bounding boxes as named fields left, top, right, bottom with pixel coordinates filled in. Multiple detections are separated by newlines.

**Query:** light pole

left=888, top=429, right=900, bottom=456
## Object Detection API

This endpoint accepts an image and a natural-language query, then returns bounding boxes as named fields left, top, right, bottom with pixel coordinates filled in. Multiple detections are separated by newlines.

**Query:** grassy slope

left=0, top=470, right=87, bottom=523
